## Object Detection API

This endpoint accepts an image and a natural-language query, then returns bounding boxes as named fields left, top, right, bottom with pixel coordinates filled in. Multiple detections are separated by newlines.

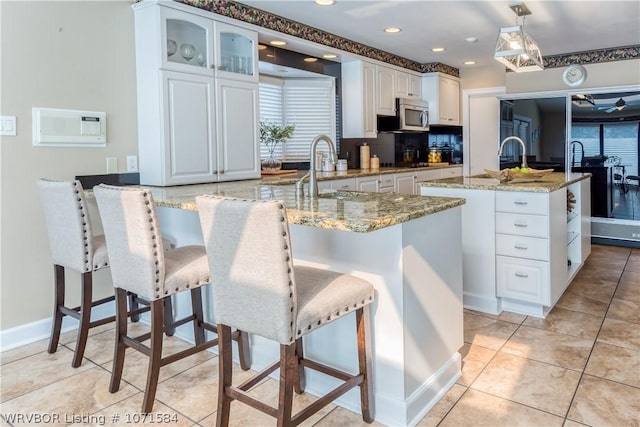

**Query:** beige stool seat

left=37, top=179, right=113, bottom=368
left=196, top=195, right=375, bottom=426
left=94, top=184, right=250, bottom=414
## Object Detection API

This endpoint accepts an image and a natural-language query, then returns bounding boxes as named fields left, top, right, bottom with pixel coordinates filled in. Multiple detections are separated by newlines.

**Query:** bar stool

left=94, top=184, right=251, bottom=413
left=37, top=179, right=116, bottom=368
left=196, top=195, right=375, bottom=426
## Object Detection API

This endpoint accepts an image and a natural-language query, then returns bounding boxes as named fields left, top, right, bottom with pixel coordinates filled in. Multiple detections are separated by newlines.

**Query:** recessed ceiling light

left=314, top=0, right=336, bottom=5
left=270, top=40, right=287, bottom=46
left=384, top=27, right=402, bottom=33
left=322, top=54, right=338, bottom=59
left=304, top=57, right=318, bottom=62
left=464, top=61, right=476, bottom=65
left=431, top=47, right=445, bottom=52
left=465, top=37, right=478, bottom=43
left=258, top=44, right=267, bottom=50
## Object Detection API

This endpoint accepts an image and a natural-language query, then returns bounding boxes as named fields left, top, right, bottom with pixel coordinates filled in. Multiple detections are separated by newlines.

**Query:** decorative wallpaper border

left=179, top=0, right=638, bottom=77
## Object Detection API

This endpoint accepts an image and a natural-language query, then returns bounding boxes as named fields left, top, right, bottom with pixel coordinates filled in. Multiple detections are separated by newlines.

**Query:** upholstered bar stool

left=196, top=195, right=376, bottom=426
left=94, top=184, right=251, bottom=413
left=37, top=179, right=115, bottom=368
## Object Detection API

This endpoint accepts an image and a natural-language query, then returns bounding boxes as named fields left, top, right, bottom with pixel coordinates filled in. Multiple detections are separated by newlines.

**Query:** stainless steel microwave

left=377, top=98, right=429, bottom=132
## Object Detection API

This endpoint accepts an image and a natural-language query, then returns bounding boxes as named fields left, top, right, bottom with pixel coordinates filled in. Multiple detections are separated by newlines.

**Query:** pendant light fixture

left=494, top=3, right=544, bottom=72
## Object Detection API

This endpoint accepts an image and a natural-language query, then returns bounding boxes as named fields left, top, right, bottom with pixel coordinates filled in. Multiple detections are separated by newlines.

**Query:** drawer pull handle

left=514, top=201, right=528, bottom=205
left=515, top=272, right=529, bottom=278
left=341, top=185, right=349, bottom=189
left=514, top=244, right=528, bottom=250
left=514, top=223, right=528, bottom=228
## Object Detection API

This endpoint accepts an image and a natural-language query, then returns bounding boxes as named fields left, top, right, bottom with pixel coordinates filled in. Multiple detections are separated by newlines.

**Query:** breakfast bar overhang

left=144, top=182, right=465, bottom=426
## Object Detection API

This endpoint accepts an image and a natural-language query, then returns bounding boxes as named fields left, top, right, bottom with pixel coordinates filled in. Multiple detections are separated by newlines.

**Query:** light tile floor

left=1, top=245, right=638, bottom=426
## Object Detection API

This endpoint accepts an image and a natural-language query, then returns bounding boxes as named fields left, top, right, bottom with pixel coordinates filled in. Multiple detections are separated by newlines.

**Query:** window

left=571, top=122, right=639, bottom=176
left=259, top=76, right=336, bottom=162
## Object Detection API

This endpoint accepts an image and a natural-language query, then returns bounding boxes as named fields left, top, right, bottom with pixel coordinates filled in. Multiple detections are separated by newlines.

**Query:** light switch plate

left=126, top=155, right=138, bottom=172
left=0, top=116, right=17, bottom=136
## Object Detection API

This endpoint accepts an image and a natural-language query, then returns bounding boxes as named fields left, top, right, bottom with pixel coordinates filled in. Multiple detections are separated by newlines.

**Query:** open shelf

left=567, top=231, right=580, bottom=246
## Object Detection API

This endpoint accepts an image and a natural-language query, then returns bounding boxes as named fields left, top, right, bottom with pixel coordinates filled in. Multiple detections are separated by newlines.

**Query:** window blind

left=258, top=76, right=284, bottom=160
left=283, top=79, right=336, bottom=161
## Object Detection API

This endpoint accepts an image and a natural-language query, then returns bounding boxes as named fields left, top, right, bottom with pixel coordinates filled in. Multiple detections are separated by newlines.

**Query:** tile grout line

left=559, top=249, right=632, bottom=423
left=436, top=315, right=526, bottom=426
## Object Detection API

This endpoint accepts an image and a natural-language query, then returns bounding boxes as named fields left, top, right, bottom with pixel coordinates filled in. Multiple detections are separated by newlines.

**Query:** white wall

left=1, top=1, right=138, bottom=331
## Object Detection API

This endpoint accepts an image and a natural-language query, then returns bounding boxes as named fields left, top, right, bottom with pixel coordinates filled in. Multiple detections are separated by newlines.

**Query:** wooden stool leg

left=276, top=343, right=296, bottom=427
left=163, top=296, right=175, bottom=337
left=142, top=299, right=165, bottom=414
left=109, top=288, right=129, bottom=393
left=294, top=337, right=306, bottom=394
left=71, top=272, right=93, bottom=368
left=237, top=331, right=252, bottom=371
left=48, top=265, right=65, bottom=354
left=356, top=307, right=374, bottom=423
left=216, top=324, right=234, bottom=427
left=128, top=293, right=140, bottom=322
left=190, top=288, right=206, bottom=345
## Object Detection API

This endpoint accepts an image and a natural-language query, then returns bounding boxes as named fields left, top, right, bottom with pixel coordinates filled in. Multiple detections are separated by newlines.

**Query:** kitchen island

left=419, top=172, right=592, bottom=318
left=147, top=181, right=465, bottom=426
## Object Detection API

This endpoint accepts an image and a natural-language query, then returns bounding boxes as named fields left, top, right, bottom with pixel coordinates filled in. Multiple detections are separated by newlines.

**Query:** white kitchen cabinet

left=214, top=79, right=260, bottom=181
left=356, top=175, right=381, bottom=192
left=396, top=171, right=416, bottom=195
left=159, top=6, right=214, bottom=76
left=422, top=73, right=460, bottom=125
left=379, top=174, right=395, bottom=192
left=376, top=65, right=396, bottom=116
left=342, top=61, right=377, bottom=138
left=441, top=166, right=463, bottom=178
left=158, top=71, right=216, bottom=185
left=420, top=177, right=591, bottom=318
left=396, top=71, right=421, bottom=100
left=133, top=1, right=259, bottom=186
left=214, top=22, right=258, bottom=83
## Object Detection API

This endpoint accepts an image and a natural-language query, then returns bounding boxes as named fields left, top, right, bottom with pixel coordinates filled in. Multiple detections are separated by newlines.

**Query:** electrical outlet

left=106, top=157, right=118, bottom=174
left=126, top=155, right=138, bottom=172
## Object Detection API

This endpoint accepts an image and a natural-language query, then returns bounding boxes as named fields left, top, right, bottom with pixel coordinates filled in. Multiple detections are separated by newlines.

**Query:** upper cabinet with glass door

left=214, top=22, right=258, bottom=82
left=161, top=7, right=214, bottom=76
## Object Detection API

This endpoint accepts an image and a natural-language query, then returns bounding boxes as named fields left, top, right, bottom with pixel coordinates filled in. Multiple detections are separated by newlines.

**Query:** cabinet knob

left=220, top=170, right=225, bottom=174
left=213, top=170, right=218, bottom=174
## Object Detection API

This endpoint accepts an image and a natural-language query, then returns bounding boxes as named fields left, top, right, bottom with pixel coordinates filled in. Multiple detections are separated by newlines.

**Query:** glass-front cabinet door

left=214, top=22, right=258, bottom=82
left=161, top=8, right=214, bottom=75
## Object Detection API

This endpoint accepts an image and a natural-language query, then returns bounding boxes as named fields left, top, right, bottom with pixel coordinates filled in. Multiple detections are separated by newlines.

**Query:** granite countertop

left=418, top=172, right=591, bottom=193
left=145, top=181, right=465, bottom=233
left=260, top=164, right=462, bottom=185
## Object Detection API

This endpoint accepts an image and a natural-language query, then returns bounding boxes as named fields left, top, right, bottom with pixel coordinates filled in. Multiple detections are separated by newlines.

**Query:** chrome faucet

left=498, top=136, right=528, bottom=169
left=295, top=135, right=337, bottom=199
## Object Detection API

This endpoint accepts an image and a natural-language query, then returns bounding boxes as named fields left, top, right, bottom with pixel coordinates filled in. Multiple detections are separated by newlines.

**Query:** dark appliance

left=377, top=132, right=430, bottom=167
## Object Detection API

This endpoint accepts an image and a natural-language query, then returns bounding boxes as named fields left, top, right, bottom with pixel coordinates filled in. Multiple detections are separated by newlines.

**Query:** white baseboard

left=0, top=302, right=115, bottom=353
left=463, top=292, right=501, bottom=315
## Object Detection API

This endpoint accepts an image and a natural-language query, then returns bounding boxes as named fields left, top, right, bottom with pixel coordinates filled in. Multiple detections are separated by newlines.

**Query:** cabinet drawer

left=332, top=178, right=357, bottom=191
left=497, top=256, right=549, bottom=304
left=496, top=234, right=549, bottom=261
left=441, top=167, right=462, bottom=178
left=496, top=212, right=549, bottom=238
left=495, top=192, right=549, bottom=215
left=379, top=175, right=395, bottom=189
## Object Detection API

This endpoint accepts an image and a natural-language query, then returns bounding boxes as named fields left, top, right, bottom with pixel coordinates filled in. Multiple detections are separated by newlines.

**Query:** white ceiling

left=240, top=0, right=640, bottom=69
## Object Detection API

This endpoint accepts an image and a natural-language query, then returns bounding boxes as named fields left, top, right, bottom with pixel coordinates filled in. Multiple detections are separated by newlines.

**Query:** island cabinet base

left=156, top=205, right=464, bottom=427
left=420, top=176, right=591, bottom=319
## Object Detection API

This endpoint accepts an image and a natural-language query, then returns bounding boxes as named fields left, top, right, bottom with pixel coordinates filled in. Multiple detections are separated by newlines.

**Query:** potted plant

left=260, top=121, right=295, bottom=171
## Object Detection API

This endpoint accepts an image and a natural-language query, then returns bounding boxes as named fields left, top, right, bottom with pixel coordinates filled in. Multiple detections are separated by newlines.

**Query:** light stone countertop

left=260, top=164, right=463, bottom=185
left=418, top=172, right=592, bottom=193
left=144, top=180, right=465, bottom=233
